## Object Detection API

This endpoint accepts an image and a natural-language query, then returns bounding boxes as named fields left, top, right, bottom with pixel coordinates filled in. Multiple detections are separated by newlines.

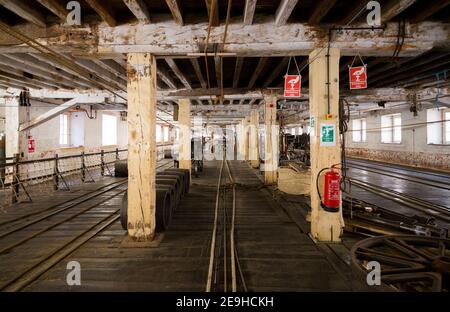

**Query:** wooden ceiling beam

left=0, top=78, right=30, bottom=90
left=35, top=0, right=67, bottom=21
left=214, top=56, right=222, bottom=90
left=373, top=58, right=450, bottom=87
left=410, top=0, right=450, bottom=23
left=91, top=58, right=127, bottom=81
left=263, top=57, right=289, bottom=87
left=123, top=0, right=151, bottom=24
left=248, top=57, right=268, bottom=88
left=382, top=0, right=417, bottom=23
left=308, top=0, right=337, bottom=25
left=369, top=53, right=449, bottom=85
left=205, top=0, right=219, bottom=26
left=85, top=0, right=117, bottom=27
left=165, top=0, right=184, bottom=25
left=243, top=0, right=257, bottom=25
left=75, top=59, right=126, bottom=90
left=0, top=0, right=46, bottom=27
left=5, top=53, right=93, bottom=89
left=99, top=59, right=127, bottom=77
left=275, top=0, right=299, bottom=26
left=233, top=57, right=244, bottom=88
left=26, top=54, right=96, bottom=88
left=338, top=2, right=366, bottom=25
left=0, top=55, right=86, bottom=89
left=0, top=70, right=57, bottom=90
left=157, top=67, right=177, bottom=89
left=166, top=58, right=192, bottom=89
left=190, top=58, right=207, bottom=88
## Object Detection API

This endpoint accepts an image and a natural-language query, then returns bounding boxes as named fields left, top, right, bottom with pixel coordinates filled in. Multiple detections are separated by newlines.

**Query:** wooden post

left=309, top=47, right=343, bottom=242
left=127, top=53, right=157, bottom=241
left=249, top=109, right=260, bottom=168
left=236, top=120, right=245, bottom=160
left=12, top=153, right=20, bottom=203
left=263, top=94, right=278, bottom=185
left=5, top=97, right=28, bottom=160
left=178, top=98, right=192, bottom=177
left=54, top=154, right=59, bottom=191
left=100, top=149, right=105, bottom=176
left=81, top=152, right=86, bottom=182
left=243, top=116, right=250, bottom=161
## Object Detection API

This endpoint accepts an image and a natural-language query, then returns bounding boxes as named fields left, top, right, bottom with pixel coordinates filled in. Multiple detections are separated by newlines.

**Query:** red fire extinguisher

left=28, top=136, right=35, bottom=153
left=317, top=167, right=340, bottom=213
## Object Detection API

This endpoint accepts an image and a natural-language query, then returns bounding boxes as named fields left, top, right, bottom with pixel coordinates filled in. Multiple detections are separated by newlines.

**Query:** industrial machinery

left=351, top=235, right=450, bottom=292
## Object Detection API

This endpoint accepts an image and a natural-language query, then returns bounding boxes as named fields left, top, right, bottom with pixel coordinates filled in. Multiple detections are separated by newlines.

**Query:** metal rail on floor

left=205, top=158, right=247, bottom=293
left=347, top=161, right=450, bottom=191
left=348, top=177, right=450, bottom=224
left=0, top=159, right=174, bottom=292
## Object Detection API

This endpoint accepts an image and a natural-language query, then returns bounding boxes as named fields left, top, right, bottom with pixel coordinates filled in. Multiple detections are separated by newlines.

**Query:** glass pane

left=163, top=127, right=169, bottom=142
left=393, top=115, right=401, bottom=143
left=352, top=119, right=361, bottom=142
left=445, top=112, right=450, bottom=143
left=156, top=125, right=162, bottom=142
left=427, top=108, right=442, bottom=144
left=362, top=119, right=367, bottom=142
left=102, top=115, right=118, bottom=146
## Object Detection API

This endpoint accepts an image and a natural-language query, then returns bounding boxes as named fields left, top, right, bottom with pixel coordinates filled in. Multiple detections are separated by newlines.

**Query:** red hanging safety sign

left=284, top=75, right=301, bottom=97
left=349, top=65, right=367, bottom=90
left=28, top=136, right=35, bottom=153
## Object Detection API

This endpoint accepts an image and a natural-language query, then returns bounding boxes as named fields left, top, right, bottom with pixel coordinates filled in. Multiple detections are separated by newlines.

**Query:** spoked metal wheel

left=351, top=235, right=450, bottom=292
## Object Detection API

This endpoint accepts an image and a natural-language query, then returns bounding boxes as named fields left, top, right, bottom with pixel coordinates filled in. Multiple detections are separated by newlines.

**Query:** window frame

left=381, top=113, right=402, bottom=144
left=59, top=114, right=70, bottom=146
left=101, top=114, right=118, bottom=146
left=352, top=118, right=367, bottom=143
left=444, top=110, right=450, bottom=144
left=426, top=108, right=450, bottom=145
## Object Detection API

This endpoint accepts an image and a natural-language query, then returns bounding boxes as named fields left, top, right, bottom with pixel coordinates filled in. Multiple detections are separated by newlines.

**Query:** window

left=163, top=126, right=170, bottom=142
left=102, top=114, right=117, bottom=146
left=381, top=113, right=401, bottom=144
left=59, top=114, right=69, bottom=146
left=446, top=112, right=450, bottom=144
left=156, top=125, right=162, bottom=143
left=427, top=108, right=450, bottom=144
left=352, top=118, right=366, bottom=142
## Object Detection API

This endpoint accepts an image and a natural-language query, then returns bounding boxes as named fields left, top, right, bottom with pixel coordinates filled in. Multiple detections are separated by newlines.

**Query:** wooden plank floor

left=0, top=160, right=366, bottom=292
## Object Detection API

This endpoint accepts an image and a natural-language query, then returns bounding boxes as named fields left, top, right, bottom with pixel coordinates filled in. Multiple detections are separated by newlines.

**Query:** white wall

left=70, top=110, right=128, bottom=151
left=1, top=100, right=128, bottom=158
left=346, top=105, right=450, bottom=170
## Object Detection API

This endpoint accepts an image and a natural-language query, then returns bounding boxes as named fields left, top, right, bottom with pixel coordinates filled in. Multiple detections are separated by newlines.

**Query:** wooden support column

left=263, top=94, right=278, bottom=185
left=127, top=53, right=157, bottom=241
left=178, top=98, right=191, bottom=176
left=249, top=109, right=260, bottom=168
left=309, top=48, right=343, bottom=242
left=235, top=121, right=244, bottom=160
left=5, top=97, right=28, bottom=160
left=243, top=116, right=251, bottom=161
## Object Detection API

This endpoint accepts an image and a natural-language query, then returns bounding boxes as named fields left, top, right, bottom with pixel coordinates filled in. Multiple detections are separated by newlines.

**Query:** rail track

left=347, top=177, right=450, bottom=224
left=347, top=160, right=450, bottom=191
left=206, top=158, right=247, bottom=292
left=347, top=159, right=450, bottom=184
left=0, top=159, right=173, bottom=292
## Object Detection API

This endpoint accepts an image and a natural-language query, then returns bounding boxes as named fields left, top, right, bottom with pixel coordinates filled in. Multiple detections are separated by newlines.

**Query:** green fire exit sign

left=320, top=124, right=336, bottom=146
